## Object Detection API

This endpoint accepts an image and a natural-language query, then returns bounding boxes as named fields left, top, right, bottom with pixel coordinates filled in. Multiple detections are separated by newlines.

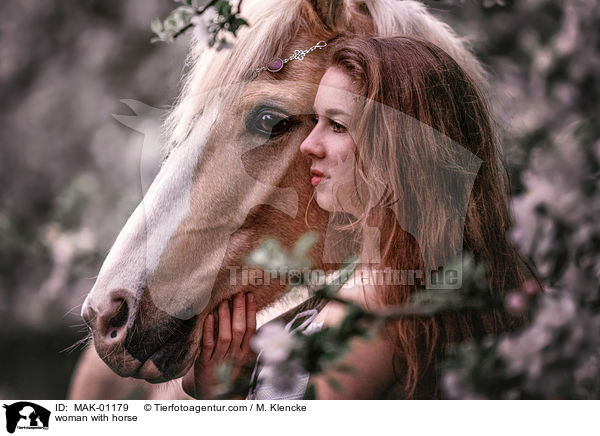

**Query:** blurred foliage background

left=0, top=0, right=189, bottom=399
left=0, top=0, right=598, bottom=398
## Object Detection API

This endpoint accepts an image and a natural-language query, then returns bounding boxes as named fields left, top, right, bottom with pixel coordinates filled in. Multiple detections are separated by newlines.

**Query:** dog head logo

left=3, top=402, right=50, bottom=433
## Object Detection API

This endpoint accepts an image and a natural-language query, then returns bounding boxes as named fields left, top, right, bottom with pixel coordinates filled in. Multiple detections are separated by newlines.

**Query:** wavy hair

left=326, top=36, right=535, bottom=398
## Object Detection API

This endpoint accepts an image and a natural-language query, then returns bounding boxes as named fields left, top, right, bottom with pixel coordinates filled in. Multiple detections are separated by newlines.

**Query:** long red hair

left=326, top=36, right=533, bottom=398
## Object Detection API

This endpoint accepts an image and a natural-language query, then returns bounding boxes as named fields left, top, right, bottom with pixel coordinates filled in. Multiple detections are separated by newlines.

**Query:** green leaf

left=150, top=18, right=164, bottom=34
left=191, top=0, right=210, bottom=8
left=164, top=16, right=179, bottom=32
left=216, top=0, right=232, bottom=16
left=326, top=377, right=343, bottom=392
left=336, top=304, right=364, bottom=338
left=292, top=230, right=318, bottom=260
left=303, top=383, right=316, bottom=400
left=332, top=363, right=358, bottom=375
left=229, top=16, right=249, bottom=35
left=411, top=289, right=465, bottom=306
left=244, top=237, right=289, bottom=273
left=235, top=17, right=249, bottom=27
left=172, top=7, right=193, bottom=27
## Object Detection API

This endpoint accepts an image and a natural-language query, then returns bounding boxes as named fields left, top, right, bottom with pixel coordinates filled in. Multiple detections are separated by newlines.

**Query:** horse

left=69, top=0, right=487, bottom=399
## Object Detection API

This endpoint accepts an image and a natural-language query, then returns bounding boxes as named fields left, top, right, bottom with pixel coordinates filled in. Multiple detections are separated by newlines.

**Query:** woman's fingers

left=212, top=300, right=232, bottom=360
left=199, top=292, right=257, bottom=365
left=240, top=293, right=257, bottom=358
left=199, top=314, right=215, bottom=363
left=182, top=294, right=256, bottom=399
left=230, top=293, right=246, bottom=354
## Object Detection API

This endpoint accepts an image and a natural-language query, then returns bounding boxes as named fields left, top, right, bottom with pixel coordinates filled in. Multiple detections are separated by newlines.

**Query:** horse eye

left=247, top=108, right=291, bottom=138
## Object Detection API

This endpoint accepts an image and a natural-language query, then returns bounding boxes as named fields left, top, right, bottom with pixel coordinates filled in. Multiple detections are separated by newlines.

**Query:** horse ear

left=304, top=0, right=353, bottom=32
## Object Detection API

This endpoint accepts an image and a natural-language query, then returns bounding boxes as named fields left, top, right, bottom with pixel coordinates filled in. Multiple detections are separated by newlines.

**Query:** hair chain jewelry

left=256, top=40, right=328, bottom=74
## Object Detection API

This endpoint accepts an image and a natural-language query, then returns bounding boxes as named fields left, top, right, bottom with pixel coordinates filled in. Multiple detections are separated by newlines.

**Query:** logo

left=2, top=402, right=50, bottom=434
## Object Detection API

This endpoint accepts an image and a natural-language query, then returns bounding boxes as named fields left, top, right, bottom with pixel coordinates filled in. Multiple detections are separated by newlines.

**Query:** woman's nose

left=300, top=126, right=325, bottom=159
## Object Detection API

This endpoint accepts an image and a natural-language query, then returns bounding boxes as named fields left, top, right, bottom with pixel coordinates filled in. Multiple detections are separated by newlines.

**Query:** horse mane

left=164, top=0, right=306, bottom=149
left=164, top=0, right=487, bottom=151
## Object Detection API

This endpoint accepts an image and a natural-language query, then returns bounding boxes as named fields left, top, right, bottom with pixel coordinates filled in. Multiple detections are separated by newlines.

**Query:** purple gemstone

left=267, top=58, right=284, bottom=72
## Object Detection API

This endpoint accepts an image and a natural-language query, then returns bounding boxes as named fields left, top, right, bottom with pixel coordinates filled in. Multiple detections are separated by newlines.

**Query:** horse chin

left=132, top=351, right=196, bottom=384
left=133, top=360, right=165, bottom=383
left=97, top=344, right=145, bottom=379
left=138, top=336, right=200, bottom=383
left=129, top=320, right=203, bottom=383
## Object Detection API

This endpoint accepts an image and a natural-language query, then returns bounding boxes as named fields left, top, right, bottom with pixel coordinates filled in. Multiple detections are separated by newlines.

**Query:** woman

left=182, top=36, right=533, bottom=399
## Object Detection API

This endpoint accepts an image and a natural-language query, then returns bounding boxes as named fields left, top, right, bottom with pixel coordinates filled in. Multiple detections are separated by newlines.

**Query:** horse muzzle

left=82, top=287, right=199, bottom=381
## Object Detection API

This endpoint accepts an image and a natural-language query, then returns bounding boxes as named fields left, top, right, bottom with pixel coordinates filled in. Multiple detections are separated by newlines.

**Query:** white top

left=246, top=309, right=323, bottom=400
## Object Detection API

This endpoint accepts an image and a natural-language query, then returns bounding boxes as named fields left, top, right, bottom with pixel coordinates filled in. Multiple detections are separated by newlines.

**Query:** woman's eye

left=310, top=114, right=346, bottom=133
left=247, top=108, right=291, bottom=138
left=331, top=120, right=347, bottom=133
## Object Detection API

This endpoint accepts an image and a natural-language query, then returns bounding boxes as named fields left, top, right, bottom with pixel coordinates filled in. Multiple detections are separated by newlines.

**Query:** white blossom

left=250, top=321, right=297, bottom=364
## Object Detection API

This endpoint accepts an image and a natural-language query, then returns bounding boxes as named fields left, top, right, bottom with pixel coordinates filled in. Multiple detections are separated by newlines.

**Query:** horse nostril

left=108, top=297, right=129, bottom=329
left=97, top=290, right=132, bottom=344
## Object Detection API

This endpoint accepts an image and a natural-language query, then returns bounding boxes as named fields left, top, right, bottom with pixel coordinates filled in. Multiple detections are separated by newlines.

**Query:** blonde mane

left=164, top=0, right=487, bottom=150
left=165, top=0, right=306, bottom=148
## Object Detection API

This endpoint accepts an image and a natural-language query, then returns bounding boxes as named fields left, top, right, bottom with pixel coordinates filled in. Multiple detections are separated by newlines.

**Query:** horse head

left=81, top=0, right=485, bottom=384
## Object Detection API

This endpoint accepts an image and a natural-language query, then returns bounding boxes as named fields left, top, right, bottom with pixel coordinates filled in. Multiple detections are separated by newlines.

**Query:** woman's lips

left=311, top=169, right=325, bottom=186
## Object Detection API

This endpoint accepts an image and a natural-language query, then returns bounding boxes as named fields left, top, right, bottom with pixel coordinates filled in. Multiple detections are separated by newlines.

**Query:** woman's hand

left=181, top=292, right=257, bottom=399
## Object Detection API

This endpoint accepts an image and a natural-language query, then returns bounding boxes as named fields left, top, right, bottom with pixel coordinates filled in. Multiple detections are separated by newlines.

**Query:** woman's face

left=300, top=67, right=360, bottom=214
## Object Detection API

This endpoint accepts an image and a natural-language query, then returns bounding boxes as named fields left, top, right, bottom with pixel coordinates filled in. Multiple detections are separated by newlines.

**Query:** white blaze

left=81, top=105, right=219, bottom=321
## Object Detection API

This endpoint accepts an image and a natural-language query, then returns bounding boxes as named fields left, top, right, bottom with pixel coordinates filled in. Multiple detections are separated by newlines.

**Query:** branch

left=171, top=0, right=219, bottom=39
left=234, top=0, right=245, bottom=15
left=171, top=23, right=194, bottom=40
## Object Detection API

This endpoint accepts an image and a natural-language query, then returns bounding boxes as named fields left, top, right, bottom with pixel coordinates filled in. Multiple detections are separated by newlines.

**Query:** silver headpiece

left=256, top=40, right=328, bottom=74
